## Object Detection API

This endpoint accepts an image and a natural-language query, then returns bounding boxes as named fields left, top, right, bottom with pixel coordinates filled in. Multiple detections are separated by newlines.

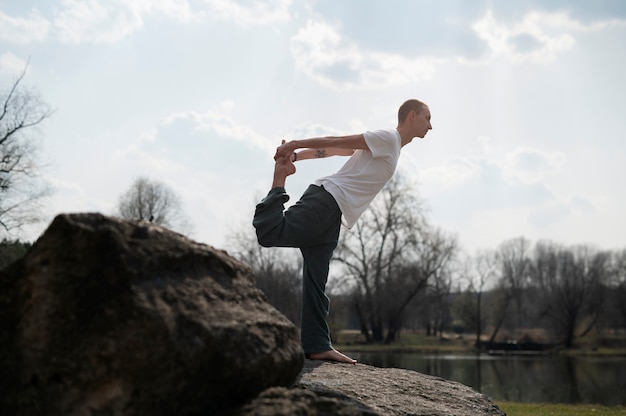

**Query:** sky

left=1, top=0, right=625, bottom=255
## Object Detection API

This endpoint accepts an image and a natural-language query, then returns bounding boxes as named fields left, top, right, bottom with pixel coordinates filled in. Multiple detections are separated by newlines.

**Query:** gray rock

left=233, top=386, right=380, bottom=416
left=235, top=361, right=506, bottom=415
left=0, top=213, right=304, bottom=416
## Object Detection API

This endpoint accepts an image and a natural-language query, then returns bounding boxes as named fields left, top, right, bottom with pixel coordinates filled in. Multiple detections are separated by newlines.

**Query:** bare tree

left=335, top=174, right=457, bottom=343
left=610, top=249, right=626, bottom=332
left=531, top=242, right=608, bottom=347
left=424, top=248, right=455, bottom=339
left=1, top=64, right=53, bottom=235
left=115, top=177, right=192, bottom=235
left=380, top=228, right=457, bottom=343
left=335, top=175, right=421, bottom=342
left=227, top=225, right=302, bottom=324
left=489, top=237, right=532, bottom=341
left=457, top=250, right=499, bottom=346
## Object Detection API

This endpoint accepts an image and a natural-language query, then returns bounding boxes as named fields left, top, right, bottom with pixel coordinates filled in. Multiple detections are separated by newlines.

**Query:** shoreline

left=338, top=344, right=626, bottom=357
left=333, top=330, right=626, bottom=357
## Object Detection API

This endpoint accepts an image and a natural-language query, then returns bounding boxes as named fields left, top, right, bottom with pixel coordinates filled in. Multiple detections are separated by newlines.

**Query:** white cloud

left=53, top=0, right=223, bottom=44
left=0, top=52, right=29, bottom=75
left=205, top=0, right=292, bottom=26
left=504, top=147, right=566, bottom=183
left=418, top=140, right=610, bottom=251
left=290, top=20, right=441, bottom=90
left=1, top=0, right=292, bottom=46
left=116, top=143, right=185, bottom=176
left=469, top=10, right=626, bottom=65
left=418, top=157, right=483, bottom=189
left=472, top=10, right=575, bottom=64
left=291, top=121, right=342, bottom=140
left=53, top=0, right=293, bottom=44
left=124, top=0, right=196, bottom=21
left=54, top=0, right=144, bottom=44
left=288, top=9, right=626, bottom=91
left=161, top=109, right=275, bottom=153
left=421, top=145, right=568, bottom=210
left=528, top=200, right=570, bottom=228
left=47, top=176, right=86, bottom=199
left=419, top=153, right=559, bottom=229
left=112, top=106, right=278, bottom=194
left=570, top=195, right=594, bottom=214
left=0, top=9, right=51, bottom=44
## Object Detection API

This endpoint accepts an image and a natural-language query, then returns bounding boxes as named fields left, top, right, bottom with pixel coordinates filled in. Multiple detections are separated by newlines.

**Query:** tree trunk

left=475, top=291, right=482, bottom=347
left=385, top=328, right=397, bottom=344
left=372, top=324, right=384, bottom=342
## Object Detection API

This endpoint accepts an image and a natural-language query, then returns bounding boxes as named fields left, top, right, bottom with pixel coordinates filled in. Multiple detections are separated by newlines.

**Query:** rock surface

left=235, top=361, right=505, bottom=415
left=300, top=360, right=505, bottom=415
left=0, top=213, right=303, bottom=415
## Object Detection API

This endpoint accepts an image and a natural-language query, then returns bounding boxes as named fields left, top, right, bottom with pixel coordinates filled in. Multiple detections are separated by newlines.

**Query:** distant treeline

left=0, top=239, right=31, bottom=270
left=237, top=234, right=625, bottom=348
left=228, top=175, right=625, bottom=348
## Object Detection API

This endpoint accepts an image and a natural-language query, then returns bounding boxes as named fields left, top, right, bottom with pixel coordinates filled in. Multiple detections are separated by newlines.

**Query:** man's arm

left=274, top=134, right=368, bottom=161
left=293, top=147, right=355, bottom=161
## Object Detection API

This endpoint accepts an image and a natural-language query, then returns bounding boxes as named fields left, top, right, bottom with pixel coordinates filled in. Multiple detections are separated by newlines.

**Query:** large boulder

left=297, top=361, right=506, bottom=415
left=236, top=361, right=506, bottom=415
left=0, top=213, right=304, bottom=415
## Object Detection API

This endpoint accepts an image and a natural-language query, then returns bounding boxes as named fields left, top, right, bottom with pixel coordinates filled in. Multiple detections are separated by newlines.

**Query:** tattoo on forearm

left=315, top=149, right=327, bottom=158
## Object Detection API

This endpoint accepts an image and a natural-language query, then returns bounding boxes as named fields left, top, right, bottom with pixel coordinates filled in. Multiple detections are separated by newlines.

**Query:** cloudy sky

left=1, top=0, right=625, bottom=254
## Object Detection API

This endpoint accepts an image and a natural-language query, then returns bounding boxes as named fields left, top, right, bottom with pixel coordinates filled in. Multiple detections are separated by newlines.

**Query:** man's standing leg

left=300, top=242, right=335, bottom=354
left=300, top=240, right=356, bottom=364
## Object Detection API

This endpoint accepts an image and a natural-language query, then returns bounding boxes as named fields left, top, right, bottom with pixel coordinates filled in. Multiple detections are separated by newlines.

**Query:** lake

left=347, top=352, right=626, bottom=406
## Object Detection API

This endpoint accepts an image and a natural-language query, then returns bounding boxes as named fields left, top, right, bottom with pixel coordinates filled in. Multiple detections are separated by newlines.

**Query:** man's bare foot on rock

left=306, top=349, right=357, bottom=364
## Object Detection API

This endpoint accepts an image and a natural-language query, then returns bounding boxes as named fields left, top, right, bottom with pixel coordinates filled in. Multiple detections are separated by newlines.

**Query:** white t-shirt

left=314, top=129, right=402, bottom=228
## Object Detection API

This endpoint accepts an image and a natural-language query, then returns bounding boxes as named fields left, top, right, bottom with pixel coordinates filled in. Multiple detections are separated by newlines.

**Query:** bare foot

left=272, top=155, right=296, bottom=188
left=306, top=349, right=357, bottom=364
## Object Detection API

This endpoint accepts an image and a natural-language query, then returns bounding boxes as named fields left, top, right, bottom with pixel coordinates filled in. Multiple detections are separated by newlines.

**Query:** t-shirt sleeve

left=363, top=130, right=398, bottom=159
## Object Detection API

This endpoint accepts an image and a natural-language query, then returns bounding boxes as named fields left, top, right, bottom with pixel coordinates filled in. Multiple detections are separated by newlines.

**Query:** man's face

left=414, top=106, right=432, bottom=138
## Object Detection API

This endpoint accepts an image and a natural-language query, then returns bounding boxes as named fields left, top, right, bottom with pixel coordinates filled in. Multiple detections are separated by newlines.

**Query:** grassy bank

left=497, top=401, right=626, bottom=415
left=334, top=330, right=472, bottom=354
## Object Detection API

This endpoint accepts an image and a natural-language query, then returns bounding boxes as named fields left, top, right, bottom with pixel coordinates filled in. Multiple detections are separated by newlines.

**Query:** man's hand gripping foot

left=272, top=154, right=296, bottom=188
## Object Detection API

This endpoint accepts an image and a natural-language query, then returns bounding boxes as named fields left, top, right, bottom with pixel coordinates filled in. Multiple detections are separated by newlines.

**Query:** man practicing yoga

left=253, top=99, right=432, bottom=364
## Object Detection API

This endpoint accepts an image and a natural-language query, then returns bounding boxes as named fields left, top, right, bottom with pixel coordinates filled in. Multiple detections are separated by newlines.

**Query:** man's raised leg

left=253, top=155, right=296, bottom=248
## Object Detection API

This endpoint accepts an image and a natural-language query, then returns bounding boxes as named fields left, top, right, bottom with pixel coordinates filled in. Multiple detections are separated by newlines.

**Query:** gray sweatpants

left=253, top=184, right=342, bottom=354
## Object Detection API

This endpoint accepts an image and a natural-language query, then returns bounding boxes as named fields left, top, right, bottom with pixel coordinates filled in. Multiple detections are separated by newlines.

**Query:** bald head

left=398, top=99, right=427, bottom=124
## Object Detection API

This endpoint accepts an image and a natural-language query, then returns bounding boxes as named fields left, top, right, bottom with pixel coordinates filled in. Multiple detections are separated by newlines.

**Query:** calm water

left=347, top=352, right=626, bottom=406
